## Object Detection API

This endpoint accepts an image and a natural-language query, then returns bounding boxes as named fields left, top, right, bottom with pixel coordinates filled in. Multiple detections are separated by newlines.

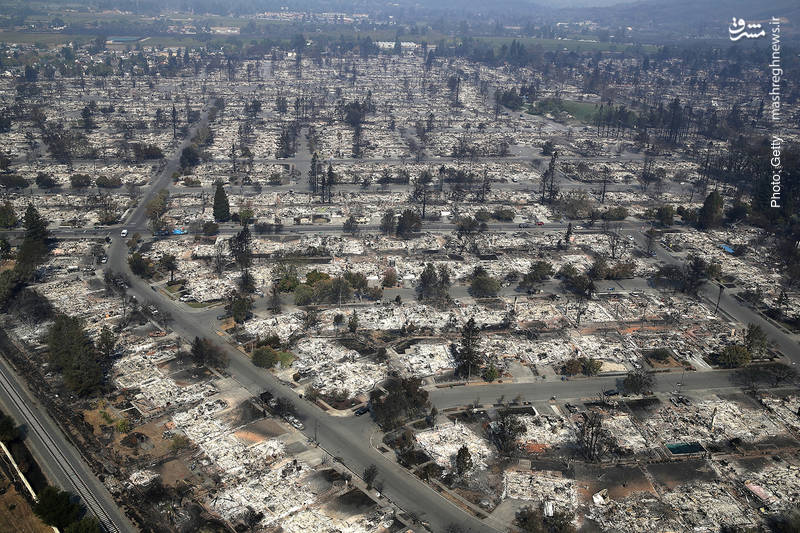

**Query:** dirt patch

left=575, top=463, right=655, bottom=501
left=158, top=459, right=196, bottom=487
left=235, top=418, right=287, bottom=441
left=112, top=418, right=175, bottom=460
left=0, top=473, right=51, bottom=533
left=646, top=459, right=718, bottom=490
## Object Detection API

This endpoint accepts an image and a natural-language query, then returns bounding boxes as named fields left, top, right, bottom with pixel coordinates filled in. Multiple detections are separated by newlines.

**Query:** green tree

left=382, top=268, right=397, bottom=287
left=160, top=253, right=177, bottom=283
left=203, top=221, right=219, bottom=235
left=213, top=182, right=230, bottom=222
left=145, top=189, right=169, bottom=232
left=23, top=204, right=48, bottom=242
left=128, top=253, right=151, bottom=277
left=470, top=271, right=500, bottom=298
left=581, top=357, right=602, bottom=376
left=491, top=407, right=526, bottom=454
left=520, top=261, right=553, bottom=289
left=744, top=323, right=767, bottom=357
left=455, top=445, right=473, bottom=475
left=717, top=344, right=751, bottom=368
left=231, top=296, right=252, bottom=323
left=396, top=209, right=421, bottom=238
left=294, top=284, right=313, bottom=306
left=229, top=225, right=253, bottom=272
left=0, top=414, right=18, bottom=442
left=363, top=464, right=378, bottom=489
left=97, top=325, right=116, bottom=362
left=516, top=505, right=576, bottom=533
left=697, top=190, right=723, bottom=229
left=343, top=215, right=359, bottom=234
left=252, top=346, right=279, bottom=368
left=348, top=311, right=359, bottom=333
left=0, top=202, right=17, bottom=228
left=683, top=254, right=709, bottom=294
left=455, top=317, right=482, bottom=378
left=69, top=173, right=91, bottom=188
left=190, top=337, right=227, bottom=368
left=179, top=145, right=201, bottom=169
left=269, top=283, right=282, bottom=314
left=623, top=369, right=654, bottom=394
left=369, top=377, right=429, bottom=430
left=47, top=315, right=102, bottom=395
left=33, top=486, right=82, bottom=529
left=238, top=207, right=254, bottom=226
left=379, top=210, right=396, bottom=234
left=656, top=205, right=674, bottom=226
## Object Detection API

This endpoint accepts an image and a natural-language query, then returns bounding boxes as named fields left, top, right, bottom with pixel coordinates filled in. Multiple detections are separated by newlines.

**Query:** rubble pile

left=393, top=342, right=454, bottom=377
left=761, top=395, right=800, bottom=434
left=280, top=508, right=394, bottom=533
left=502, top=469, right=577, bottom=512
left=603, top=414, right=649, bottom=453
left=113, top=341, right=217, bottom=412
left=516, top=414, right=576, bottom=447
left=415, top=421, right=493, bottom=471
left=290, top=338, right=386, bottom=396
left=640, top=398, right=784, bottom=445
left=587, top=492, right=683, bottom=532
left=662, top=481, right=752, bottom=530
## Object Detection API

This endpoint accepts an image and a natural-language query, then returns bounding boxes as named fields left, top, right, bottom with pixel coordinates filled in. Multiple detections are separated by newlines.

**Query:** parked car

left=519, top=223, right=531, bottom=228
left=536, top=221, right=545, bottom=226
left=354, top=406, right=370, bottom=416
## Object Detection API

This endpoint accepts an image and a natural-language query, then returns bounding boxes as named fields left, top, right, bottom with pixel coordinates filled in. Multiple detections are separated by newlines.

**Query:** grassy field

left=528, top=98, right=601, bottom=124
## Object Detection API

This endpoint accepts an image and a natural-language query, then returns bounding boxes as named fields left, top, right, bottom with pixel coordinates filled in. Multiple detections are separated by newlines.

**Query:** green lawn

left=528, top=98, right=601, bottom=124
left=277, top=351, right=295, bottom=367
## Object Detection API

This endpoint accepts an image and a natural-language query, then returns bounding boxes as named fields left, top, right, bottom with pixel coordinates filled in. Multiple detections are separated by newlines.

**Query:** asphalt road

left=0, top=354, right=132, bottom=532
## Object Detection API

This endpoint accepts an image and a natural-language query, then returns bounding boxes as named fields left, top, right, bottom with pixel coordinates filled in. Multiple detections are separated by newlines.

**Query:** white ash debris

left=279, top=508, right=394, bottom=533
left=516, top=414, right=576, bottom=447
left=662, top=481, right=753, bottom=531
left=113, top=342, right=217, bottom=411
left=502, top=469, right=577, bottom=513
left=128, top=469, right=160, bottom=487
left=662, top=227, right=782, bottom=291
left=761, top=395, right=800, bottom=434
left=244, top=312, right=305, bottom=342
left=392, top=342, right=455, bottom=377
left=723, top=461, right=800, bottom=511
left=603, top=414, right=649, bottom=453
left=209, top=457, right=316, bottom=527
left=415, top=421, right=494, bottom=471
left=640, top=398, right=785, bottom=445
left=291, top=338, right=386, bottom=396
left=497, top=336, right=576, bottom=366
left=586, top=492, right=683, bottom=533
left=319, top=305, right=459, bottom=333
left=32, top=277, right=121, bottom=330
left=514, top=301, right=570, bottom=329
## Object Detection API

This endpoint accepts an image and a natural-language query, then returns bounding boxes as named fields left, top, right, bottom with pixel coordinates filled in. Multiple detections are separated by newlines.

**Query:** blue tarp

left=720, top=244, right=734, bottom=254
left=172, top=228, right=186, bottom=235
